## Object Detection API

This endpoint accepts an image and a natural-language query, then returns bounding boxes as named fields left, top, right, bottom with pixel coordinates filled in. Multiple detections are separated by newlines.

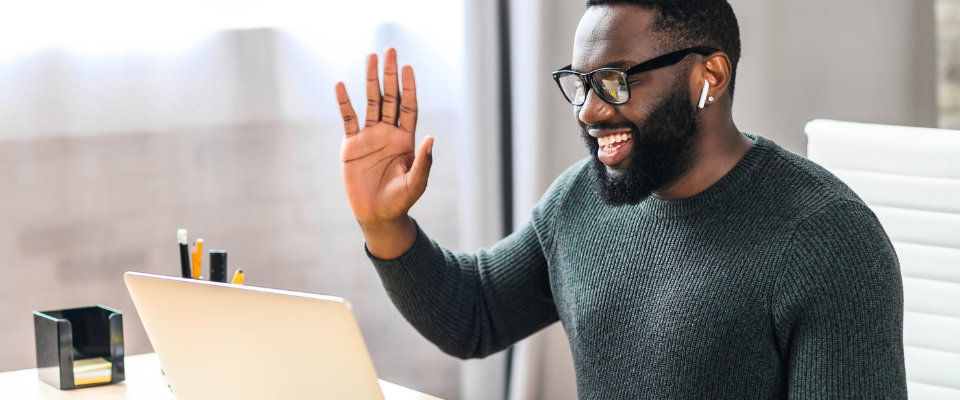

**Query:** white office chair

left=805, top=119, right=960, bottom=399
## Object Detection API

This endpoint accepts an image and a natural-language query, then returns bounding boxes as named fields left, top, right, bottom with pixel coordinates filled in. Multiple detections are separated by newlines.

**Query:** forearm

left=369, top=221, right=558, bottom=359
left=369, top=231, right=485, bottom=358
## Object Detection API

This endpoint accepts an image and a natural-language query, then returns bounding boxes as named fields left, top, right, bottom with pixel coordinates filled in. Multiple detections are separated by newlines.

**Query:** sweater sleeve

left=771, top=199, right=907, bottom=399
left=366, top=161, right=585, bottom=359
left=367, top=161, right=587, bottom=358
left=368, top=220, right=557, bottom=359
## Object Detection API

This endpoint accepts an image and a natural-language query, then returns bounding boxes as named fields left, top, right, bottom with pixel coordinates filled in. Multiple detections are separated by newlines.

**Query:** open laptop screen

left=124, top=271, right=385, bottom=400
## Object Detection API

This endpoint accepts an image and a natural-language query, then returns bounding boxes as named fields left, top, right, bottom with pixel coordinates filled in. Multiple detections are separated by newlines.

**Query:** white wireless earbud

left=697, top=79, right=710, bottom=109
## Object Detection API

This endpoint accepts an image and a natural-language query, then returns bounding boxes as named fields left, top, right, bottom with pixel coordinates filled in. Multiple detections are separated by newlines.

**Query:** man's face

left=572, top=5, right=702, bottom=205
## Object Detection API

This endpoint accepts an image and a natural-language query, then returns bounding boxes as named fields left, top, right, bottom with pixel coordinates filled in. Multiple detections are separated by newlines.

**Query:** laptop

left=124, top=271, right=387, bottom=400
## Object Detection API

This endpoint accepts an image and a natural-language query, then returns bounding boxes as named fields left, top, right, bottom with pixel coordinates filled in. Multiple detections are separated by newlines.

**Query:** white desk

left=0, top=353, right=440, bottom=400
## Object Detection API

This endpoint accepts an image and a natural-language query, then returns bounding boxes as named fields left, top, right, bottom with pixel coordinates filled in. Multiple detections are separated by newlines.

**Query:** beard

left=581, top=83, right=702, bottom=206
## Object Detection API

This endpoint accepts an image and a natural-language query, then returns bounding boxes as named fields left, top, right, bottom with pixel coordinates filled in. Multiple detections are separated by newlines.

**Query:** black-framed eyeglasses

left=552, top=46, right=719, bottom=106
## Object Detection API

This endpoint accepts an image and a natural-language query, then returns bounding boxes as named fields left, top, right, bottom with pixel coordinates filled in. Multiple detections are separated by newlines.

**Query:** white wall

left=730, top=0, right=938, bottom=154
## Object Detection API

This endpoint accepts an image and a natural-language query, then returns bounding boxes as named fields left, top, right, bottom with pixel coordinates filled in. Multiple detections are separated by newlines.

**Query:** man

left=334, top=0, right=907, bottom=398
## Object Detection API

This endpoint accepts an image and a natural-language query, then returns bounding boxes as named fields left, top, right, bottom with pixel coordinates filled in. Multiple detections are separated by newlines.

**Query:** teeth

left=598, top=133, right=632, bottom=148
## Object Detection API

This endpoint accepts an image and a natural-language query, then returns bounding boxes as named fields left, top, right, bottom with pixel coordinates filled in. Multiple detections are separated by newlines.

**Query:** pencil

left=231, top=269, right=245, bottom=285
left=177, top=229, right=191, bottom=278
left=192, top=238, right=204, bottom=279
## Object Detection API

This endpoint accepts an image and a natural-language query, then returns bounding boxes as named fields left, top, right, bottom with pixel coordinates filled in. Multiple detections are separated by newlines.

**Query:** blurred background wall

left=939, top=0, right=960, bottom=128
left=0, top=1, right=469, bottom=399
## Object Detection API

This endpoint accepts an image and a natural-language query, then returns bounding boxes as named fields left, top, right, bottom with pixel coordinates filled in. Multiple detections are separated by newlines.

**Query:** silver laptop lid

left=124, top=271, right=385, bottom=400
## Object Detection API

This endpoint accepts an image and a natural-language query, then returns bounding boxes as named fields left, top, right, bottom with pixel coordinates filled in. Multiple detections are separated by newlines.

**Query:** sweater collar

left=638, top=133, right=772, bottom=219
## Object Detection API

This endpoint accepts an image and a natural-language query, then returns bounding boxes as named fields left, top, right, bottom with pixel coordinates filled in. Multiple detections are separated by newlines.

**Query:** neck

left=652, top=120, right=752, bottom=200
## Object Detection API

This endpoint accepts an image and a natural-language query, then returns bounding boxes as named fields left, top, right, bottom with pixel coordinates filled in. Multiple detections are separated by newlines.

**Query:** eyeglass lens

left=556, top=70, right=629, bottom=106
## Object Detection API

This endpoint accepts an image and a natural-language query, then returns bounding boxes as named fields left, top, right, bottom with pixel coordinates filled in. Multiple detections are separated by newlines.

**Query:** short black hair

left=585, top=0, right=742, bottom=99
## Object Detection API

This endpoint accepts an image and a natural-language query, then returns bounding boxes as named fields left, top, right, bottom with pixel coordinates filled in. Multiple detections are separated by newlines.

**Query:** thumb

left=407, top=136, right=434, bottom=197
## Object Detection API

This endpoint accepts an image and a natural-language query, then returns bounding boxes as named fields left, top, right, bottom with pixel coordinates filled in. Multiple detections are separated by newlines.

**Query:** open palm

left=335, top=48, right=434, bottom=225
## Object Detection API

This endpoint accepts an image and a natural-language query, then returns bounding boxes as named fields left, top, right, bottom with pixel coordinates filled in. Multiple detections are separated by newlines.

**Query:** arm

left=772, top=199, right=907, bottom=398
left=365, top=161, right=585, bottom=359
left=370, top=220, right=558, bottom=359
left=335, top=49, right=562, bottom=358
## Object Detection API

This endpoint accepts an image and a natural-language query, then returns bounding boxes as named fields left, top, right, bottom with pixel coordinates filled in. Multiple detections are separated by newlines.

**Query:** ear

left=695, top=52, right=733, bottom=106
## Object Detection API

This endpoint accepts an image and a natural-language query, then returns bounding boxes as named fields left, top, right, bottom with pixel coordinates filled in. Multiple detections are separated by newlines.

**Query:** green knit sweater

left=370, top=134, right=907, bottom=399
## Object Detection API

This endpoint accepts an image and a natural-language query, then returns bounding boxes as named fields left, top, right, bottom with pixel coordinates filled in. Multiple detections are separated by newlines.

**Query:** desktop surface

left=0, top=353, right=440, bottom=400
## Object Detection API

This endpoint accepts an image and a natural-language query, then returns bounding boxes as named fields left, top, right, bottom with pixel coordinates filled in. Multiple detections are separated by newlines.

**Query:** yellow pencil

left=231, top=269, right=244, bottom=285
left=192, top=239, right=204, bottom=279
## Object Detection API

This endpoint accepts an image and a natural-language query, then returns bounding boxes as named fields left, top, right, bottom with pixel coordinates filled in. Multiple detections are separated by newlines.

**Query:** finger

left=381, top=48, right=400, bottom=126
left=407, top=136, right=434, bottom=198
left=398, top=65, right=418, bottom=134
left=335, top=82, right=359, bottom=137
left=365, top=53, right=381, bottom=127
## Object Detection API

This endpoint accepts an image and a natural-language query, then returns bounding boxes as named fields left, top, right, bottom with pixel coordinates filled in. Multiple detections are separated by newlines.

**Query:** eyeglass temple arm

left=624, top=47, right=720, bottom=75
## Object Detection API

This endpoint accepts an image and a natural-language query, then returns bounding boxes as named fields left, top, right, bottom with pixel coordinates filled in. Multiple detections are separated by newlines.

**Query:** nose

left=577, top=89, right=615, bottom=127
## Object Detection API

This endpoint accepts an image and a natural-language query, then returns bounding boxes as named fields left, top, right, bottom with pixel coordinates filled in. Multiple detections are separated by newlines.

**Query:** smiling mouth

left=594, top=131, right=634, bottom=168
left=598, top=132, right=632, bottom=154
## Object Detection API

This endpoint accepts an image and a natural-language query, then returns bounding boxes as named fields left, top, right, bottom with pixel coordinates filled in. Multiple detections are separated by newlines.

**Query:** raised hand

left=335, top=48, right=433, bottom=258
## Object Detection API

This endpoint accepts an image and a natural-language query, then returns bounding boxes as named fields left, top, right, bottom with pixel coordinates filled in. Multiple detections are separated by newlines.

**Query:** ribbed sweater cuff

left=364, top=220, right=441, bottom=291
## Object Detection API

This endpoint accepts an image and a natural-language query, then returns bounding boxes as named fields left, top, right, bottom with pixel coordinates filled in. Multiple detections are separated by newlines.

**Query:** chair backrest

left=805, top=119, right=960, bottom=399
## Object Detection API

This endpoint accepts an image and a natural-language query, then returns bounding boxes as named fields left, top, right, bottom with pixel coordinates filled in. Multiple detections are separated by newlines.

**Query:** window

left=0, top=1, right=465, bottom=397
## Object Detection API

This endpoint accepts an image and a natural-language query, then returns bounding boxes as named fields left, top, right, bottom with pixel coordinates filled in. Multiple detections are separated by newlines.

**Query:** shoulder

left=747, top=135, right=870, bottom=222
left=772, top=184, right=899, bottom=310
left=770, top=194, right=902, bottom=336
left=744, top=135, right=899, bottom=291
left=791, top=198, right=891, bottom=257
left=747, top=135, right=894, bottom=262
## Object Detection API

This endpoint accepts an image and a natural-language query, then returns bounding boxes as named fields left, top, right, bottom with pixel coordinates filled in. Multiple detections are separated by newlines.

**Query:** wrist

left=358, top=216, right=417, bottom=260
left=357, top=215, right=413, bottom=235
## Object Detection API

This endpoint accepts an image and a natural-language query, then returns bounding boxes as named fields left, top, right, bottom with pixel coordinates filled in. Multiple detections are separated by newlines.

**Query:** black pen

left=178, top=229, right=191, bottom=278
left=209, top=250, right=228, bottom=283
